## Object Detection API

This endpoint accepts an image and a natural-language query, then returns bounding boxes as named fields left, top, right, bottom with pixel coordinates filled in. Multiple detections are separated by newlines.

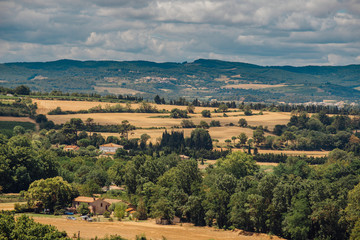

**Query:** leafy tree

left=35, top=114, right=48, bottom=123
left=0, top=212, right=69, bottom=239
left=198, top=120, right=209, bottom=129
left=217, top=104, right=228, bottom=112
left=24, top=176, right=78, bottom=212
left=78, top=203, right=90, bottom=215
left=154, top=95, right=161, bottom=104
left=282, top=196, right=311, bottom=240
left=14, top=85, right=31, bottom=95
left=210, top=120, right=220, bottom=127
left=189, top=128, right=212, bottom=150
left=136, top=198, right=148, bottom=220
left=60, top=122, right=77, bottom=144
left=273, top=124, right=286, bottom=136
left=253, top=128, right=265, bottom=145
left=13, top=125, right=25, bottom=135
left=201, top=110, right=211, bottom=118
left=346, top=182, right=360, bottom=230
left=170, top=108, right=188, bottom=118
left=114, top=202, right=127, bottom=220
left=181, top=119, right=195, bottom=128
left=238, top=133, right=248, bottom=145
left=85, top=117, right=95, bottom=136
left=244, top=106, right=252, bottom=116
left=118, top=120, right=135, bottom=139
left=216, top=151, right=259, bottom=179
left=140, top=133, right=151, bottom=144
left=238, top=118, right=248, bottom=127
left=152, top=197, right=175, bottom=223
left=187, top=104, right=195, bottom=113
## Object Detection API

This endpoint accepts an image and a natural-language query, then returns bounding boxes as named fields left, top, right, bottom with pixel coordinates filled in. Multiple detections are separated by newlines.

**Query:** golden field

left=33, top=216, right=284, bottom=240
left=0, top=99, right=329, bottom=157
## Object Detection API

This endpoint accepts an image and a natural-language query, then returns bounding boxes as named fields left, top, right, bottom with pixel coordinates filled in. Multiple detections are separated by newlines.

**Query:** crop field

left=0, top=118, right=36, bottom=131
left=33, top=99, right=232, bottom=114
left=221, top=84, right=286, bottom=89
left=45, top=110, right=290, bottom=130
left=33, top=216, right=283, bottom=240
left=0, top=202, right=26, bottom=211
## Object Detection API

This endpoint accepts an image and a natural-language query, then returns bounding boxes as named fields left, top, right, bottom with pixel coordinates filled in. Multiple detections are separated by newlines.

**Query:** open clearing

left=221, top=84, right=286, bottom=89
left=33, top=216, right=283, bottom=240
left=93, top=86, right=144, bottom=95
left=0, top=202, right=26, bottom=211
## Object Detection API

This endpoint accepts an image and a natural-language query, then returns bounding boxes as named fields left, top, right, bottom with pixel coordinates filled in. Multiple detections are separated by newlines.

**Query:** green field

left=0, top=121, right=36, bottom=131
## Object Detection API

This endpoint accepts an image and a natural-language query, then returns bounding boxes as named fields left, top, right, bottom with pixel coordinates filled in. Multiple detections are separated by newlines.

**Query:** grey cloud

left=0, top=0, right=359, bottom=65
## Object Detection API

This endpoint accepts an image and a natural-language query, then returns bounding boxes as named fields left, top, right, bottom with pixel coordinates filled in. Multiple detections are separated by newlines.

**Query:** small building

left=99, top=143, right=123, bottom=154
left=63, top=145, right=80, bottom=151
left=179, top=155, right=190, bottom=160
left=72, top=196, right=110, bottom=215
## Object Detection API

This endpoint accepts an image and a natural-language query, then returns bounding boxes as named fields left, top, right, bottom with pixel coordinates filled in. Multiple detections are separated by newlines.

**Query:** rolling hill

left=0, top=59, right=359, bottom=103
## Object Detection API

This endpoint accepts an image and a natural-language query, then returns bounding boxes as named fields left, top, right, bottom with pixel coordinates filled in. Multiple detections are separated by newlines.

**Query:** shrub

left=201, top=110, right=211, bottom=118
left=103, top=211, right=111, bottom=218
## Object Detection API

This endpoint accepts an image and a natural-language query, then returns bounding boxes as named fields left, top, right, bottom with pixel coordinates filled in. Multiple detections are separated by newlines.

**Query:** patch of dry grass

left=33, top=217, right=284, bottom=240
left=221, top=84, right=286, bottom=89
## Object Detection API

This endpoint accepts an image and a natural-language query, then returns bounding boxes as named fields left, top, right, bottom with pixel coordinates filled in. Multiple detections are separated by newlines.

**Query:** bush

left=201, top=110, right=211, bottom=118
left=103, top=211, right=111, bottom=218
left=54, top=209, right=65, bottom=215
left=78, top=202, right=90, bottom=215
left=170, top=108, right=188, bottom=118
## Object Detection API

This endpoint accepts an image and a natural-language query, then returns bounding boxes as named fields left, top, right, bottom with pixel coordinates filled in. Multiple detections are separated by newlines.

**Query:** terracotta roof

left=64, top=145, right=80, bottom=150
left=126, top=208, right=135, bottom=212
left=73, top=196, right=98, bottom=203
left=100, top=143, right=123, bottom=148
left=104, top=199, right=123, bottom=205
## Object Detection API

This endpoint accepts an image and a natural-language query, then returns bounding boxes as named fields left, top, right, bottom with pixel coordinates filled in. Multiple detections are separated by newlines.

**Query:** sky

left=0, top=0, right=360, bottom=66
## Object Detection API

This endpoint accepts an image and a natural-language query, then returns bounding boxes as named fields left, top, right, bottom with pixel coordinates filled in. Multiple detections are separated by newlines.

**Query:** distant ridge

left=1, top=59, right=359, bottom=103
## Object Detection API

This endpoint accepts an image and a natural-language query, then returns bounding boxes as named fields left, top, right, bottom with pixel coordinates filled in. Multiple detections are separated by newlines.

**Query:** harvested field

left=46, top=111, right=290, bottom=131
left=221, top=84, right=286, bottom=89
left=33, top=217, right=283, bottom=240
left=0, top=202, right=26, bottom=211
left=34, top=99, right=235, bottom=114
left=92, top=126, right=274, bottom=144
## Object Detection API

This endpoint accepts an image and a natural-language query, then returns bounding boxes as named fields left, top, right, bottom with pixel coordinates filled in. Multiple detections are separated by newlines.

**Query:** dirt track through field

left=33, top=217, right=283, bottom=240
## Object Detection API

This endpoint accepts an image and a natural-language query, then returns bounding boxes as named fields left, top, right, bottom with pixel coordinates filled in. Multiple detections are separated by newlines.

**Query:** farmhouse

left=72, top=196, right=124, bottom=215
left=63, top=145, right=80, bottom=151
left=73, top=196, right=110, bottom=215
left=99, top=143, right=123, bottom=154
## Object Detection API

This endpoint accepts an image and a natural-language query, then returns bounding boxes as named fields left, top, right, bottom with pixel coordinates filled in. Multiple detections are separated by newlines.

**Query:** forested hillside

left=1, top=59, right=359, bottom=103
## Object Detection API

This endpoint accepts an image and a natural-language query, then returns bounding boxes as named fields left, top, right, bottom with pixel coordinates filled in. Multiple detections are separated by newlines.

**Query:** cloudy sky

left=0, top=0, right=360, bottom=66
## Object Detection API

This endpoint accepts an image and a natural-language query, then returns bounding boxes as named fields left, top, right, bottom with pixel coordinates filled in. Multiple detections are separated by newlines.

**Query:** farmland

left=32, top=216, right=283, bottom=240
left=32, top=99, right=332, bottom=157
left=35, top=99, right=291, bottom=129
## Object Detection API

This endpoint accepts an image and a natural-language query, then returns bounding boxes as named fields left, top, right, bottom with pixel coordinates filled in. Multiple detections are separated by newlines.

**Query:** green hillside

left=0, top=59, right=359, bottom=103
